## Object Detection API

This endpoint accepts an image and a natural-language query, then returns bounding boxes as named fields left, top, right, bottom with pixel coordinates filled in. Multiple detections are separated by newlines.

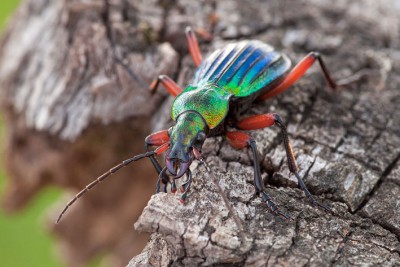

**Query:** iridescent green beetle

left=57, top=27, right=346, bottom=223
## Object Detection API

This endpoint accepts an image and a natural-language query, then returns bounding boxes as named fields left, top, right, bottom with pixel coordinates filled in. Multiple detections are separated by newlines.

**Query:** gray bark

left=0, top=0, right=399, bottom=266
left=0, top=0, right=180, bottom=266
left=130, top=0, right=400, bottom=266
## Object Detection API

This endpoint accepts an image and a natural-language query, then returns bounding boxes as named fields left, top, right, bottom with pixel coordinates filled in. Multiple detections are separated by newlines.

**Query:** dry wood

left=0, top=0, right=400, bottom=266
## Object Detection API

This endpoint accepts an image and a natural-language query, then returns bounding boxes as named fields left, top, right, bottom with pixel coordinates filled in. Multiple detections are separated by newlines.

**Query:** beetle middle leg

left=225, top=131, right=290, bottom=219
left=237, top=113, right=332, bottom=213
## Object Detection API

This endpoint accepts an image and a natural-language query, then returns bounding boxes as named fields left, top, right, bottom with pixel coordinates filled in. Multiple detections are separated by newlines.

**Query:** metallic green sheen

left=171, top=84, right=232, bottom=129
left=170, top=112, right=206, bottom=151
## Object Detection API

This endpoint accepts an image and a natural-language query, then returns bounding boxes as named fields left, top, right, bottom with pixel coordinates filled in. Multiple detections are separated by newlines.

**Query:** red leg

left=149, top=75, right=182, bottom=97
left=226, top=131, right=253, bottom=149
left=155, top=142, right=170, bottom=155
left=258, top=52, right=337, bottom=101
left=185, top=27, right=203, bottom=67
left=237, top=113, right=276, bottom=130
left=236, top=113, right=332, bottom=213
left=145, top=130, right=171, bottom=191
left=226, top=131, right=290, bottom=219
left=145, top=130, right=169, bottom=146
left=237, top=113, right=299, bottom=172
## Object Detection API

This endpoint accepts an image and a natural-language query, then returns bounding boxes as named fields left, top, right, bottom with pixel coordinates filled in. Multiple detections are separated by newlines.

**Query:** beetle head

left=166, top=112, right=207, bottom=177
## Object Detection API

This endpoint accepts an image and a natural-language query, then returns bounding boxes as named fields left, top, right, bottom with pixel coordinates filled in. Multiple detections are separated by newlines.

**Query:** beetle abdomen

left=192, top=41, right=291, bottom=97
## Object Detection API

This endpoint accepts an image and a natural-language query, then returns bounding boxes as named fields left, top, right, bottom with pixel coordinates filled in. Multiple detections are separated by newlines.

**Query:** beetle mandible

left=57, top=27, right=345, bottom=223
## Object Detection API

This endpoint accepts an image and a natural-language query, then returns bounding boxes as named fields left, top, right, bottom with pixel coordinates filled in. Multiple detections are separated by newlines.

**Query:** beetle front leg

left=226, top=131, right=290, bottom=219
left=179, top=169, right=193, bottom=203
left=237, top=113, right=332, bottom=213
left=145, top=130, right=171, bottom=192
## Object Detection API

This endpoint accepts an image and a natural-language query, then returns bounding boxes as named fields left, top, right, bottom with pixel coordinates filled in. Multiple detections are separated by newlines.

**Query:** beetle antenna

left=198, top=158, right=245, bottom=234
left=113, top=56, right=149, bottom=89
left=56, top=151, right=156, bottom=224
left=106, top=19, right=149, bottom=90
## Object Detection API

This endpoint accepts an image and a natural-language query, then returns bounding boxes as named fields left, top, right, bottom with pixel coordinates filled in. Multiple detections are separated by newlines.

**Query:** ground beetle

left=57, top=27, right=350, bottom=223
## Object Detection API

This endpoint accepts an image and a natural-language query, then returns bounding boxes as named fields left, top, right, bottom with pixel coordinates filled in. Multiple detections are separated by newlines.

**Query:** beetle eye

left=197, top=132, right=206, bottom=141
left=168, top=127, right=173, bottom=136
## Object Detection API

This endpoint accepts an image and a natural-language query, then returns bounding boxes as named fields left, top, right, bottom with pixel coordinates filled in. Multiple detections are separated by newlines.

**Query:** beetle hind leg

left=258, top=51, right=360, bottom=101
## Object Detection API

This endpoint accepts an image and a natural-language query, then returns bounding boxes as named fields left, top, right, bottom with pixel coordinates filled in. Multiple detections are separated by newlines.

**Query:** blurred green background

left=0, top=2, right=19, bottom=29
left=0, top=1, right=65, bottom=267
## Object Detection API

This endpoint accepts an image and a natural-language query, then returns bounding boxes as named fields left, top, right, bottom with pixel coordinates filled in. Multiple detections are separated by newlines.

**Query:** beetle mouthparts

left=166, top=158, right=177, bottom=176
left=176, top=161, right=189, bottom=178
left=166, top=155, right=190, bottom=178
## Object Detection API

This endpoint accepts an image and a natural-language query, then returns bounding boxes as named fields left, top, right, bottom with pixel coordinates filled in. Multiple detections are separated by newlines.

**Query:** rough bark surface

left=1, top=0, right=400, bottom=266
left=0, top=0, right=180, bottom=266
left=130, top=0, right=400, bottom=266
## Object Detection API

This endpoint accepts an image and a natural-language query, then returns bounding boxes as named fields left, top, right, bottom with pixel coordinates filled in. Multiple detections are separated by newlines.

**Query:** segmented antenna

left=56, top=151, right=156, bottom=223
left=113, top=56, right=149, bottom=89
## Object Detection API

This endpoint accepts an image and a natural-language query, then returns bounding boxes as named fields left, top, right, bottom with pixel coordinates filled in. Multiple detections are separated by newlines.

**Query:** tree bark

left=129, top=0, right=400, bottom=266
left=0, top=0, right=180, bottom=266
left=1, top=0, right=400, bottom=267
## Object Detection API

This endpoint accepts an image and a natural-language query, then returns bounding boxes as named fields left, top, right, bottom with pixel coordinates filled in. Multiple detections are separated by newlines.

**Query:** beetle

left=57, top=27, right=346, bottom=223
